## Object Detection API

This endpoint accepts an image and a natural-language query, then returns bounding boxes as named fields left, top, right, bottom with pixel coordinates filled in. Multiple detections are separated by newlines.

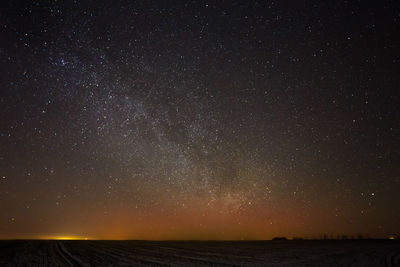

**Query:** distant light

left=389, top=236, right=395, bottom=240
left=42, top=235, right=89, bottom=240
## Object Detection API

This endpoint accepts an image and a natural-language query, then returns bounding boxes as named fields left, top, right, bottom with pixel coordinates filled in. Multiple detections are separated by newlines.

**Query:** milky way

left=1, top=1, right=399, bottom=239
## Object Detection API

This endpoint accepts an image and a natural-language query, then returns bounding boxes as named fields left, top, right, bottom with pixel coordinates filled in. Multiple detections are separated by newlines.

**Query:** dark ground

left=0, top=240, right=399, bottom=266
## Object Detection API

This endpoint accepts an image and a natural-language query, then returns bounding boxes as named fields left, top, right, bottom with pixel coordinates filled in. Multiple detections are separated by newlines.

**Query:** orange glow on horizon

left=39, top=235, right=91, bottom=240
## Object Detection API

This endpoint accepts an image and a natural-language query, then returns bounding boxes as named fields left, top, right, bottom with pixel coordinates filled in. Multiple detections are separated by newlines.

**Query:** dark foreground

left=0, top=240, right=399, bottom=266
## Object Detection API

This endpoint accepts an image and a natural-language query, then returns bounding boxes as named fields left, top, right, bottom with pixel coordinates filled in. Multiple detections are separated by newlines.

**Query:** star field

left=0, top=1, right=399, bottom=240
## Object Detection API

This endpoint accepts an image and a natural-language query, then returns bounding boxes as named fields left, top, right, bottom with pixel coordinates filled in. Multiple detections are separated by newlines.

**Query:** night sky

left=1, top=1, right=399, bottom=240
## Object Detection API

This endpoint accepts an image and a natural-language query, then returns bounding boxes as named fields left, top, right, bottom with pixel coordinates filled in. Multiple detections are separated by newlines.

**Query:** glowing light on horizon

left=41, top=235, right=90, bottom=240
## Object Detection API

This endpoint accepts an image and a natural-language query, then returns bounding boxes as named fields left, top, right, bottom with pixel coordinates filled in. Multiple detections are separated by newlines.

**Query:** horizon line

left=0, top=237, right=398, bottom=241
